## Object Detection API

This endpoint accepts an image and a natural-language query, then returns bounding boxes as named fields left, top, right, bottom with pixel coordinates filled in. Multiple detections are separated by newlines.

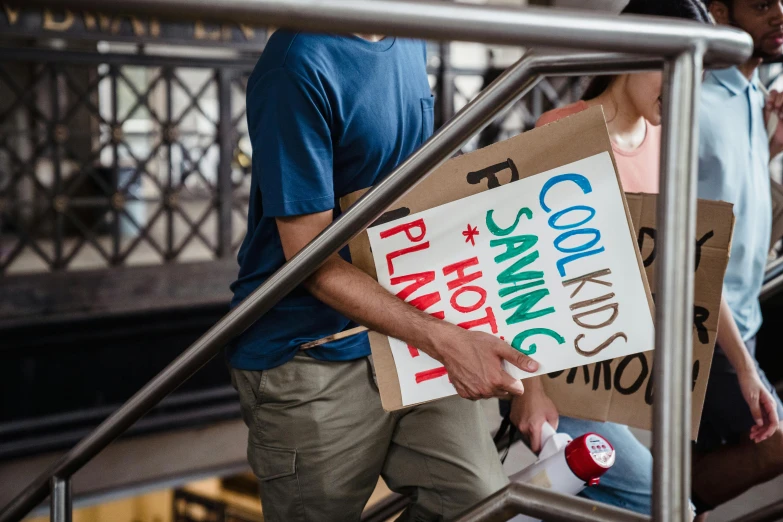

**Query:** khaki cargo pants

left=229, top=353, right=507, bottom=522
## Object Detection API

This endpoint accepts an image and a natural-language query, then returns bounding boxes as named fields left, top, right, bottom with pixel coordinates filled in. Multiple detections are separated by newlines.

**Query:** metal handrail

left=452, top=482, right=650, bottom=522
left=727, top=498, right=783, bottom=522
left=0, top=2, right=753, bottom=522
left=23, top=0, right=750, bottom=66
left=765, top=256, right=783, bottom=283
left=761, top=271, right=783, bottom=302
left=761, top=256, right=783, bottom=302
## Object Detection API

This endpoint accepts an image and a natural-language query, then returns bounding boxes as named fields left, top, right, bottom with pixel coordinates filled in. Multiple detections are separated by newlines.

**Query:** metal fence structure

left=0, top=49, right=252, bottom=274
left=0, top=43, right=582, bottom=275
left=0, top=0, right=770, bottom=521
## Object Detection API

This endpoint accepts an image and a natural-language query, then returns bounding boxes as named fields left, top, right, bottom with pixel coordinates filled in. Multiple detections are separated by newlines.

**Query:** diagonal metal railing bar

left=727, top=498, right=783, bottom=522
left=761, top=256, right=783, bottom=302
left=452, top=482, right=650, bottom=522
left=0, top=50, right=669, bottom=522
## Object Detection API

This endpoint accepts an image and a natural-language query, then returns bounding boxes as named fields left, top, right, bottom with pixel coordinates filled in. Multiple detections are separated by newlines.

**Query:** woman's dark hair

left=582, top=0, right=712, bottom=100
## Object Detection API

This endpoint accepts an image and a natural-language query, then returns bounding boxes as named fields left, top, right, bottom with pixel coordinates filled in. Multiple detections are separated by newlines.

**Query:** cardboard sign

left=366, top=152, right=655, bottom=407
left=542, top=193, right=734, bottom=437
left=341, top=107, right=654, bottom=411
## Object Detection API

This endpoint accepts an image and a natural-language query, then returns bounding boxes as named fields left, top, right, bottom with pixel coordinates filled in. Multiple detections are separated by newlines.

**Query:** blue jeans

left=557, top=417, right=652, bottom=516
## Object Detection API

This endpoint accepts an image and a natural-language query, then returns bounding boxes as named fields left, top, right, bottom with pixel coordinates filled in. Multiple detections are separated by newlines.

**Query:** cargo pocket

left=247, top=442, right=305, bottom=520
left=248, top=442, right=296, bottom=481
left=420, top=95, right=435, bottom=144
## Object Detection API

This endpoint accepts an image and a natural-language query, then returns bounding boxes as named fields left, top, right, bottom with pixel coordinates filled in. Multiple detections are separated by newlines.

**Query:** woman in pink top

left=536, top=68, right=663, bottom=194
left=506, top=0, right=712, bottom=517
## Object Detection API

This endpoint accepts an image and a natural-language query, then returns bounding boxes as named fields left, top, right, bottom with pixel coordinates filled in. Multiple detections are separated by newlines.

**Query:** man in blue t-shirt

left=229, top=31, right=538, bottom=521
left=694, top=1, right=783, bottom=519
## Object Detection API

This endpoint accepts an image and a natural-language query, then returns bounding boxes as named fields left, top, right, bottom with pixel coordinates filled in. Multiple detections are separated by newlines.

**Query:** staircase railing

left=452, top=482, right=650, bottom=522
left=762, top=256, right=783, bottom=302
left=0, top=1, right=754, bottom=521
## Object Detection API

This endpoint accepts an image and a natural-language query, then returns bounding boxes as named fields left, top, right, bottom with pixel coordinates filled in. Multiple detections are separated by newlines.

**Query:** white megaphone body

left=508, top=422, right=615, bottom=522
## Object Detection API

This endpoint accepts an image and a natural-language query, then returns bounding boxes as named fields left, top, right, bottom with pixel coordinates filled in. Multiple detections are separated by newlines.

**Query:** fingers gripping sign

left=438, top=330, right=538, bottom=401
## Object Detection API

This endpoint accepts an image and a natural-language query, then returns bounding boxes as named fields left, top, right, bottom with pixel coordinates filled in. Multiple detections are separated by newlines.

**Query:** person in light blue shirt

left=695, top=1, right=783, bottom=518
left=699, top=67, right=772, bottom=342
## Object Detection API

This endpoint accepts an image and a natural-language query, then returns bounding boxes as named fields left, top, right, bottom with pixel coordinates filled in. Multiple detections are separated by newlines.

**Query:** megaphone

left=508, top=422, right=615, bottom=522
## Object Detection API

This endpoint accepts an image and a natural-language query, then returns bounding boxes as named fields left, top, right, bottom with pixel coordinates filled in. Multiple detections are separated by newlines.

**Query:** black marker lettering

left=466, top=158, right=519, bottom=190
left=372, top=207, right=411, bottom=228
left=694, top=306, right=710, bottom=345
left=614, top=353, right=648, bottom=395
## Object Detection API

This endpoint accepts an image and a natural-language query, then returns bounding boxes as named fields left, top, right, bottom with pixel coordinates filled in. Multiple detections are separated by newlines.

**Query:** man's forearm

left=275, top=210, right=536, bottom=400
left=304, top=255, right=452, bottom=360
left=523, top=375, right=545, bottom=394
left=716, top=295, right=755, bottom=374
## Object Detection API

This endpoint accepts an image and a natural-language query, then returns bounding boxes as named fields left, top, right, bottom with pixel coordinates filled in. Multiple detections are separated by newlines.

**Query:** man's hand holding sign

left=277, top=209, right=538, bottom=401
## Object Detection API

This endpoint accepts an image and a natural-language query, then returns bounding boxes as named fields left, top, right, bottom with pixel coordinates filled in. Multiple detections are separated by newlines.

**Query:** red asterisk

left=462, top=224, right=480, bottom=246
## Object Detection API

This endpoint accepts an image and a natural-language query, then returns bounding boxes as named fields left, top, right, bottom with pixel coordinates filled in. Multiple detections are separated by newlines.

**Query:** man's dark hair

left=701, top=0, right=732, bottom=7
left=702, top=0, right=734, bottom=13
left=582, top=0, right=712, bottom=100
left=622, top=0, right=712, bottom=21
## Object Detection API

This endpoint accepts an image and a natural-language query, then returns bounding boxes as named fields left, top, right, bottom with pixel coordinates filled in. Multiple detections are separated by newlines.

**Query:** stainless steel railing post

left=49, top=477, right=71, bottom=522
left=653, top=48, right=705, bottom=522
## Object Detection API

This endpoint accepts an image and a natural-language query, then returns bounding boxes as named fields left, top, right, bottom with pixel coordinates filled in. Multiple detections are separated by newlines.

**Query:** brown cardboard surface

left=541, top=194, right=734, bottom=437
left=340, top=106, right=655, bottom=412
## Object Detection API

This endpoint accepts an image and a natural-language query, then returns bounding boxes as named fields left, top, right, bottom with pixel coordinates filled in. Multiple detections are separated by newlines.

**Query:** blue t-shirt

left=228, top=31, right=434, bottom=370
left=698, top=67, right=771, bottom=342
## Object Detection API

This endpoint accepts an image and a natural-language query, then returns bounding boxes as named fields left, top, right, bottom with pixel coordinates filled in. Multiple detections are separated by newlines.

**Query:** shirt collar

left=709, top=66, right=759, bottom=96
